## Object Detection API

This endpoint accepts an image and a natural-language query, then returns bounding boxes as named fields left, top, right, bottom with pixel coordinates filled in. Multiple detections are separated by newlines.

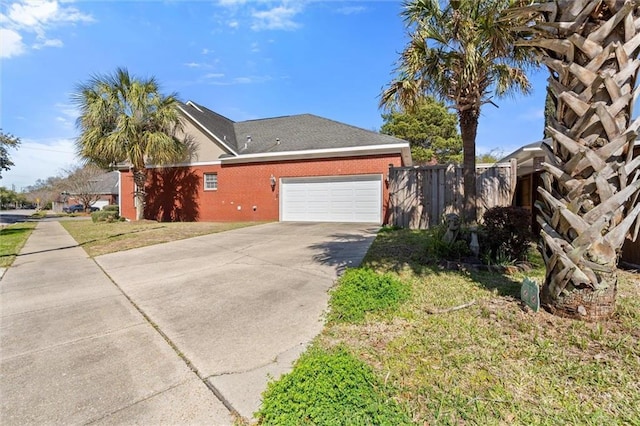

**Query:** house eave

left=146, top=160, right=223, bottom=169
left=218, top=143, right=412, bottom=165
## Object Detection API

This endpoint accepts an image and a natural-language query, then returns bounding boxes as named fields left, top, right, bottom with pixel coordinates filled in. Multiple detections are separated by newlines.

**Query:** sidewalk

left=0, top=221, right=232, bottom=425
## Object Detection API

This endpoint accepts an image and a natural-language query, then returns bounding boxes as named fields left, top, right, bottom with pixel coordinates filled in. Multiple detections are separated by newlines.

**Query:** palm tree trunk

left=132, top=169, right=147, bottom=221
left=460, top=108, right=479, bottom=223
left=522, top=0, right=640, bottom=320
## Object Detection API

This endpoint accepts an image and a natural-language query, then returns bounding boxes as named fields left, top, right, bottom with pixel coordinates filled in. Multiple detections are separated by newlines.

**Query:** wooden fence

left=388, top=160, right=517, bottom=229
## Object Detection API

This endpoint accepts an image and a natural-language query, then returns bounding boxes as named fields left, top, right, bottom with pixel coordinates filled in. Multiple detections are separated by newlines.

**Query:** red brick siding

left=119, top=154, right=402, bottom=223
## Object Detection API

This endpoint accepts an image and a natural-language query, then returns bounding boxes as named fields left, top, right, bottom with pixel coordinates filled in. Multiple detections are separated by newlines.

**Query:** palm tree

left=509, top=0, right=640, bottom=320
left=72, top=68, right=187, bottom=220
left=381, top=0, right=534, bottom=223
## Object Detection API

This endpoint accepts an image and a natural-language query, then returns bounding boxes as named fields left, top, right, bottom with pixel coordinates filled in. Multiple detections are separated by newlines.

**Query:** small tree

left=0, top=130, right=20, bottom=178
left=0, top=187, right=26, bottom=209
left=381, top=97, right=462, bottom=164
left=23, top=176, right=65, bottom=209
left=61, top=165, right=106, bottom=212
left=476, top=148, right=504, bottom=164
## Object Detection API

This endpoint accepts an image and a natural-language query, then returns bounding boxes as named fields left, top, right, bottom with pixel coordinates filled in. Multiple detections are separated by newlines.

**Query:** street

left=0, top=209, right=36, bottom=225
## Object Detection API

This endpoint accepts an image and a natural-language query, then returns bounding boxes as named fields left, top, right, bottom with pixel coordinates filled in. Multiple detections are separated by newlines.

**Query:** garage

left=280, top=175, right=382, bottom=223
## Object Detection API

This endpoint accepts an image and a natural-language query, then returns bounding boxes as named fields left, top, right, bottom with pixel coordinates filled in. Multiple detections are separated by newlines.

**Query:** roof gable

left=178, top=101, right=238, bottom=154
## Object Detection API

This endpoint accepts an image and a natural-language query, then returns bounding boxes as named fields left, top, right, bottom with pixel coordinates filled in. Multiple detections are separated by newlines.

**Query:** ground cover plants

left=327, top=268, right=411, bottom=323
left=61, top=220, right=261, bottom=257
left=0, top=221, right=36, bottom=267
left=257, top=227, right=640, bottom=425
left=257, top=345, right=412, bottom=426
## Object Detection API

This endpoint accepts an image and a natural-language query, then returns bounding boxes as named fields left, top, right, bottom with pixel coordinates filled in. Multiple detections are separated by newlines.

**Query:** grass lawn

left=61, top=220, right=264, bottom=257
left=0, top=222, right=37, bottom=267
left=258, top=228, right=640, bottom=425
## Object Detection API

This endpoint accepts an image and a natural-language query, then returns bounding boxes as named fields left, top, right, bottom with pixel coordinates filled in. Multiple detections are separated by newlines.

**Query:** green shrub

left=328, top=268, right=410, bottom=323
left=256, top=345, right=412, bottom=425
left=378, top=224, right=402, bottom=233
left=102, top=204, right=119, bottom=212
left=91, top=210, right=119, bottom=223
left=424, top=223, right=471, bottom=261
left=480, top=206, right=533, bottom=263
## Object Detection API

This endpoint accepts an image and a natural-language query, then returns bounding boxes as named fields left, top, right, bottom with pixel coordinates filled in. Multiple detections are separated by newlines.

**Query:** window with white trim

left=204, top=173, right=218, bottom=190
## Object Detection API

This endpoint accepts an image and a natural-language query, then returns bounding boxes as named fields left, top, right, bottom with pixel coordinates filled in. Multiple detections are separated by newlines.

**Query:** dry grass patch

left=61, top=220, right=265, bottom=257
left=314, top=228, right=640, bottom=425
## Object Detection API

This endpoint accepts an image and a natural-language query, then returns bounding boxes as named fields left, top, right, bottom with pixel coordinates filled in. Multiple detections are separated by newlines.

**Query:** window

left=204, top=173, right=218, bottom=190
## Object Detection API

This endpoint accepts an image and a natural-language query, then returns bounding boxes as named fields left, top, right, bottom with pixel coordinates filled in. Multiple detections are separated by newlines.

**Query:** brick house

left=55, top=170, right=119, bottom=212
left=118, top=101, right=411, bottom=224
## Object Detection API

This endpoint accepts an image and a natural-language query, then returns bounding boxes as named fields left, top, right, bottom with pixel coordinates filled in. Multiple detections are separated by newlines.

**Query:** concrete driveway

left=95, top=221, right=378, bottom=420
left=1, top=221, right=232, bottom=425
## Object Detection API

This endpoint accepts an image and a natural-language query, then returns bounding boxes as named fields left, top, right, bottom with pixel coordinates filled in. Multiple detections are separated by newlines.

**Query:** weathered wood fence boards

left=389, top=160, right=517, bottom=229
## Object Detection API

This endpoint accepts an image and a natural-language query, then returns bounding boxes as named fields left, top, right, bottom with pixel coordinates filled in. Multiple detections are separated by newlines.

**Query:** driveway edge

left=92, top=259, right=244, bottom=421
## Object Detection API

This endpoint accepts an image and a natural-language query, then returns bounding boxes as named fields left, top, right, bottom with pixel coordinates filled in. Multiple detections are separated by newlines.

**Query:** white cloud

left=0, top=28, right=26, bottom=58
left=234, top=77, right=253, bottom=84
left=201, top=48, right=211, bottom=55
left=216, top=1, right=302, bottom=32
left=54, top=102, right=78, bottom=119
left=1, top=138, right=78, bottom=190
left=204, top=75, right=272, bottom=86
left=204, top=73, right=225, bottom=78
left=33, top=38, right=63, bottom=49
left=233, top=75, right=271, bottom=84
left=5, top=0, right=93, bottom=27
left=1, top=0, right=94, bottom=58
left=251, top=5, right=301, bottom=31
left=184, top=60, right=219, bottom=69
left=336, top=6, right=366, bottom=15
left=218, top=0, right=246, bottom=6
left=5, top=0, right=59, bottom=27
left=53, top=102, right=78, bottom=128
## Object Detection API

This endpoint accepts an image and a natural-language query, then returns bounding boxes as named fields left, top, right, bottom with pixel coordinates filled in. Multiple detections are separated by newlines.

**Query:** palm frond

left=383, top=0, right=537, bottom=115
left=71, top=67, right=186, bottom=171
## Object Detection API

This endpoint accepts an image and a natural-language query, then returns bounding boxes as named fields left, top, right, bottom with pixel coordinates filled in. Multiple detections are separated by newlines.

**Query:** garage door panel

left=281, top=175, right=382, bottom=223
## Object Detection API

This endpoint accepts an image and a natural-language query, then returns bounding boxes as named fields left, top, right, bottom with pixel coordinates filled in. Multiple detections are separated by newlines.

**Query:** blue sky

left=2, top=0, right=559, bottom=191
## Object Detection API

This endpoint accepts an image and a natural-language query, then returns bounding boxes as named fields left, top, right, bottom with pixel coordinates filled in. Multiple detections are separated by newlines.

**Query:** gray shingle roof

left=234, top=114, right=407, bottom=154
left=180, top=101, right=407, bottom=156
left=93, top=171, right=119, bottom=195
left=69, top=171, right=118, bottom=195
left=179, top=101, right=238, bottom=151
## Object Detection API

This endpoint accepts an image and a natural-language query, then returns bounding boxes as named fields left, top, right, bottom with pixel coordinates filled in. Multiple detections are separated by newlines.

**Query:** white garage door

left=91, top=200, right=109, bottom=210
left=281, top=175, right=382, bottom=223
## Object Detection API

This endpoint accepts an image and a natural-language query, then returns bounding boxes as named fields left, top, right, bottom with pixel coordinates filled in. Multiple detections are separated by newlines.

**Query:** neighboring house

left=63, top=171, right=119, bottom=211
left=118, top=101, right=412, bottom=224
left=501, top=138, right=640, bottom=267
